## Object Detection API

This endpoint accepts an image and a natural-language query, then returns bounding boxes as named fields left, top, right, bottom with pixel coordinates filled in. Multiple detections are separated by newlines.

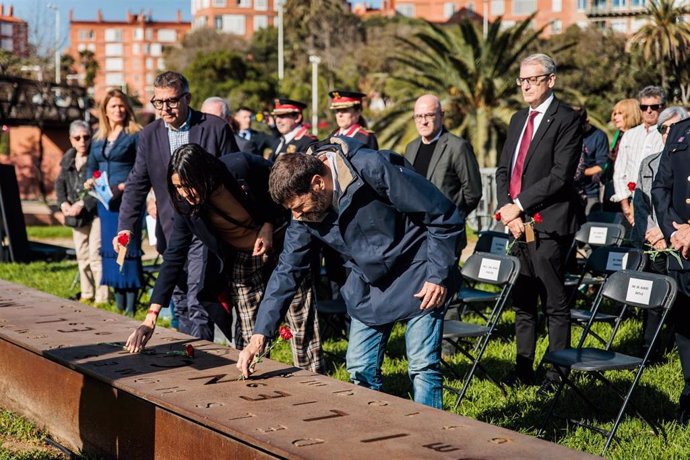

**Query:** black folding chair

left=443, top=252, right=520, bottom=411
left=587, top=210, right=626, bottom=225
left=538, top=270, right=677, bottom=454
left=564, top=222, right=627, bottom=288
left=473, top=230, right=510, bottom=256
left=569, top=247, right=646, bottom=349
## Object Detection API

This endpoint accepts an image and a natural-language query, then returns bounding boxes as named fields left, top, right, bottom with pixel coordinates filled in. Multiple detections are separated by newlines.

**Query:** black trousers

left=667, top=271, right=690, bottom=397
left=511, top=234, right=572, bottom=376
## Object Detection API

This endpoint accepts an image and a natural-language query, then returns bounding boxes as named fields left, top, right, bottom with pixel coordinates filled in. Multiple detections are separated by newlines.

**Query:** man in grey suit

left=405, top=94, right=482, bottom=217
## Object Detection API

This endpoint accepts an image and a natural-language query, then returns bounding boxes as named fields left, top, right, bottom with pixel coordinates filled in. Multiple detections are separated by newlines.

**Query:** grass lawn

left=2, top=254, right=690, bottom=458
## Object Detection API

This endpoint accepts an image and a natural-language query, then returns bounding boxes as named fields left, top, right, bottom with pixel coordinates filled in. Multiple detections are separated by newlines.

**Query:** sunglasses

left=658, top=123, right=673, bottom=135
left=72, top=135, right=91, bottom=141
left=640, top=104, right=663, bottom=112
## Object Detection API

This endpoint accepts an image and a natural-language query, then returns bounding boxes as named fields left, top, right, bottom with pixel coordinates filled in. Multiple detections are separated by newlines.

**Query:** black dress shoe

left=505, top=369, right=537, bottom=387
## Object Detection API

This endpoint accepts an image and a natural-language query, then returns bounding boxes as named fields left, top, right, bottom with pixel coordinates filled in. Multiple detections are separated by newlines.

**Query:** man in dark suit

left=495, top=53, right=583, bottom=389
left=115, top=71, right=239, bottom=342
left=234, top=106, right=274, bottom=158
left=269, top=98, right=317, bottom=161
left=651, top=116, right=690, bottom=424
left=405, top=94, right=482, bottom=216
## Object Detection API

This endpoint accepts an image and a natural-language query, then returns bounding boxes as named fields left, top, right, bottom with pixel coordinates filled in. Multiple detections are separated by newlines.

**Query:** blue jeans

left=346, top=307, right=445, bottom=408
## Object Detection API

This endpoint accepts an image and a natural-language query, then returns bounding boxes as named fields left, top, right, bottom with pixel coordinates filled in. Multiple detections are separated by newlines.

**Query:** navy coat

left=86, top=131, right=139, bottom=212
left=253, top=138, right=465, bottom=336
left=117, top=109, right=239, bottom=253
left=149, top=153, right=286, bottom=308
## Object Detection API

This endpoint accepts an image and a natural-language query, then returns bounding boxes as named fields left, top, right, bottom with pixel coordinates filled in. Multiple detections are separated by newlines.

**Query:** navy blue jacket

left=87, top=131, right=139, bottom=211
left=149, top=152, right=285, bottom=308
left=254, top=138, right=465, bottom=336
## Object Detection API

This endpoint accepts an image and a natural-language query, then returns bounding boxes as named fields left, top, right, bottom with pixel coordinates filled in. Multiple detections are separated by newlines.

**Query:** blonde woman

left=86, top=89, right=143, bottom=315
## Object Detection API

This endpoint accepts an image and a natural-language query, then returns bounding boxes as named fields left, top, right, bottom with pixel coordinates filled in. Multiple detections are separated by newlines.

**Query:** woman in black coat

left=124, top=144, right=323, bottom=373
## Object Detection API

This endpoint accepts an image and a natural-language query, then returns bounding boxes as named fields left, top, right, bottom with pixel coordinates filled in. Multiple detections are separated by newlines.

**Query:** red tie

left=509, top=110, right=540, bottom=200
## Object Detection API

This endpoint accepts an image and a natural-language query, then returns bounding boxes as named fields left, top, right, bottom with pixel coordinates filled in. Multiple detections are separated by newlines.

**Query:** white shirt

left=511, top=93, right=554, bottom=209
left=275, top=125, right=302, bottom=154
left=611, top=123, right=663, bottom=202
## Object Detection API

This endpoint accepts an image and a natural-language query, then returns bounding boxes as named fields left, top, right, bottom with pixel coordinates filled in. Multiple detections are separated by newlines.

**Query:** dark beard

left=299, top=191, right=332, bottom=223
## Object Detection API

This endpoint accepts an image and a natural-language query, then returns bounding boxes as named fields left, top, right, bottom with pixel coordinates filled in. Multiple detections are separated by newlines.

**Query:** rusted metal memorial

left=0, top=280, right=597, bottom=459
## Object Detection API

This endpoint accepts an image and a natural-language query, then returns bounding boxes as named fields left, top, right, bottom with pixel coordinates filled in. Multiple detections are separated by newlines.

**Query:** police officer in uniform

left=651, top=116, right=690, bottom=425
left=270, top=98, right=317, bottom=161
left=328, top=90, right=378, bottom=150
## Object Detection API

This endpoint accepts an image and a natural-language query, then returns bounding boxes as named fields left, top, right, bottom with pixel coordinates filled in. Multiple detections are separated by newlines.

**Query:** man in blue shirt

left=573, top=107, right=609, bottom=214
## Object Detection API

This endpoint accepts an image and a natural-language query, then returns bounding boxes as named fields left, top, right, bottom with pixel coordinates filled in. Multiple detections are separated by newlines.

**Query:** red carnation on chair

left=494, top=212, right=501, bottom=222
left=93, top=170, right=102, bottom=179
left=533, top=213, right=543, bottom=224
left=627, top=182, right=636, bottom=192
left=117, top=233, right=130, bottom=247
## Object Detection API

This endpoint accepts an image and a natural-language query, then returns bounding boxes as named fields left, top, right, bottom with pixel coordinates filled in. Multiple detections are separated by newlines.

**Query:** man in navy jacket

left=238, top=137, right=465, bottom=408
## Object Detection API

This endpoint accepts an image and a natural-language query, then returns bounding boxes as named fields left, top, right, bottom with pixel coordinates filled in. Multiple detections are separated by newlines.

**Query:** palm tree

left=629, top=0, right=690, bottom=101
left=372, top=15, right=544, bottom=167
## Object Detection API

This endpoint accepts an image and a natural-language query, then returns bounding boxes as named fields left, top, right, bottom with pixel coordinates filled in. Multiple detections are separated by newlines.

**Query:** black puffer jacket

left=55, top=148, right=98, bottom=228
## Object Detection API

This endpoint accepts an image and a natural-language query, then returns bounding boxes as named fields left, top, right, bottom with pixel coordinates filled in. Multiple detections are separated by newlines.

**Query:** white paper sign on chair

left=589, top=226, right=608, bottom=245
left=606, top=252, right=625, bottom=271
left=478, top=258, right=501, bottom=281
left=625, top=278, right=653, bottom=305
left=490, top=238, right=508, bottom=255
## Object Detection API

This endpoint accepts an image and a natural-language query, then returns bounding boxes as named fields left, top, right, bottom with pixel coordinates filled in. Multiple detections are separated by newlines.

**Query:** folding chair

left=587, top=210, right=626, bottom=225
left=564, top=222, right=627, bottom=288
left=473, top=230, right=510, bottom=256
left=569, top=247, right=646, bottom=349
left=443, top=252, right=521, bottom=411
left=538, top=270, right=677, bottom=454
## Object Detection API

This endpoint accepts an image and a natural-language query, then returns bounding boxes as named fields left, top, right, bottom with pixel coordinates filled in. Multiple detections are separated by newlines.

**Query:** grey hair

left=154, top=71, right=189, bottom=93
left=521, top=53, right=557, bottom=75
left=69, top=120, right=91, bottom=136
left=638, top=86, right=666, bottom=105
left=658, top=106, right=689, bottom=126
left=201, top=97, right=230, bottom=118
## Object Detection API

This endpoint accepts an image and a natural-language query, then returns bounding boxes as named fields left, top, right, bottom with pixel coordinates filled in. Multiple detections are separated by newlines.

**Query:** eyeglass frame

left=658, top=122, right=674, bottom=135
left=413, top=112, right=439, bottom=122
left=515, top=73, right=553, bottom=87
left=150, top=92, right=190, bottom=110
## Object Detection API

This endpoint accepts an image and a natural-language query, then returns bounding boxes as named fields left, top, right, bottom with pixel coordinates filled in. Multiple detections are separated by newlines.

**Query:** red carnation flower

left=533, top=213, right=543, bottom=224
left=627, top=182, right=636, bottom=192
left=279, top=325, right=293, bottom=341
left=494, top=212, right=501, bottom=222
left=93, top=170, right=102, bottom=179
left=117, top=233, right=130, bottom=247
left=185, top=344, right=195, bottom=359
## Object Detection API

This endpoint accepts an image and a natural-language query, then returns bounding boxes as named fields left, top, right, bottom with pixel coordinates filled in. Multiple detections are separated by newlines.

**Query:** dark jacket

left=117, top=109, right=239, bottom=253
left=254, top=137, right=465, bottom=336
left=269, top=125, right=318, bottom=161
left=652, top=117, right=690, bottom=270
left=55, top=148, right=98, bottom=228
left=405, top=128, right=482, bottom=215
left=87, top=131, right=139, bottom=212
left=149, top=152, right=286, bottom=307
left=495, top=97, right=584, bottom=235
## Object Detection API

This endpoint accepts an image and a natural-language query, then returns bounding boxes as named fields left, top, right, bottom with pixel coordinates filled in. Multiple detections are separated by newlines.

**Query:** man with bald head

left=201, top=97, right=258, bottom=155
left=405, top=94, right=482, bottom=217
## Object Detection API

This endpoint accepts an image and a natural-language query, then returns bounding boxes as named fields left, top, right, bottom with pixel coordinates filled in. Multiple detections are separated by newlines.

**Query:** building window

left=611, top=19, right=627, bottom=32
left=133, top=28, right=144, bottom=41
left=77, top=43, right=86, bottom=51
left=631, top=0, right=645, bottom=6
left=238, top=0, right=252, bottom=6
left=255, top=0, right=268, bottom=10
left=215, top=15, right=223, bottom=30
left=551, top=19, right=562, bottom=33
left=146, top=73, right=154, bottom=84
left=612, top=0, right=627, bottom=8
left=552, top=0, right=562, bottom=12
left=158, top=29, right=176, bottom=42
left=396, top=3, right=416, bottom=16
left=132, top=44, right=140, bottom=55
left=491, top=0, right=505, bottom=15
left=87, top=43, right=96, bottom=52
left=105, top=73, right=124, bottom=86
left=444, top=2, right=456, bottom=18
left=1, top=38, right=12, bottom=51
left=146, top=58, right=153, bottom=70
left=151, top=44, right=162, bottom=56
left=577, top=0, right=587, bottom=10
left=212, top=0, right=227, bottom=5
left=512, top=0, right=537, bottom=15
left=105, top=44, right=123, bottom=56
left=132, top=59, right=140, bottom=70
left=78, top=29, right=94, bottom=41
left=105, top=58, right=124, bottom=71
left=104, top=28, right=123, bottom=42
left=193, top=16, right=207, bottom=28
left=631, top=17, right=646, bottom=31
left=254, top=15, right=268, bottom=31
left=0, top=23, right=11, bottom=35
left=222, top=14, right=246, bottom=35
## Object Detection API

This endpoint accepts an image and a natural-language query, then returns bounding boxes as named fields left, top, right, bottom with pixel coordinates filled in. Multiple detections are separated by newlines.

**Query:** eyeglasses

left=150, top=93, right=189, bottom=110
left=516, top=73, right=552, bottom=87
left=413, top=112, right=437, bottom=122
left=640, top=103, right=663, bottom=112
left=71, top=134, right=91, bottom=141
left=658, top=123, right=674, bottom=135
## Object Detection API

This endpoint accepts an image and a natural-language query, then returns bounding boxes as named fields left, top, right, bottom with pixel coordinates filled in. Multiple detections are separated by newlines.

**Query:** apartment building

left=68, top=10, right=190, bottom=103
left=0, top=3, right=28, bottom=57
left=191, top=0, right=277, bottom=40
